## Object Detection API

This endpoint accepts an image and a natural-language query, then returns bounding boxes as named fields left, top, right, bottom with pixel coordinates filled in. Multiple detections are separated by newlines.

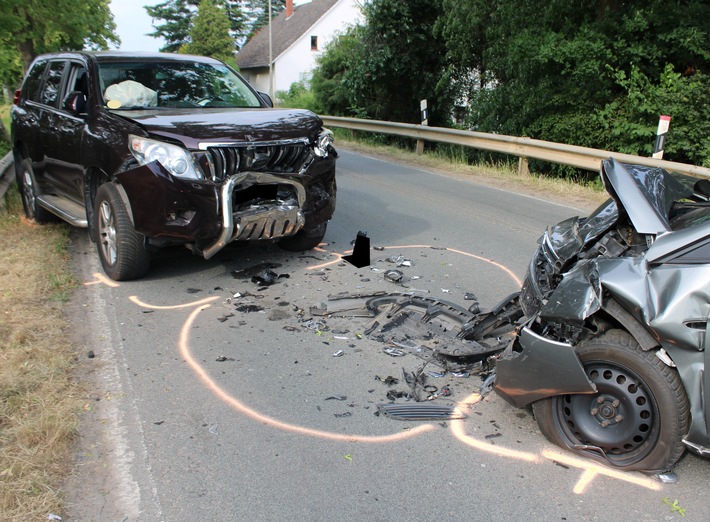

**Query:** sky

left=109, top=0, right=314, bottom=53
left=109, top=0, right=166, bottom=52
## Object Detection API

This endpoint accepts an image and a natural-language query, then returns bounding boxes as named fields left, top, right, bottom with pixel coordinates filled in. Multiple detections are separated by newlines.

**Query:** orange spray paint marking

left=83, top=272, right=120, bottom=288
left=542, top=450, right=661, bottom=493
left=129, top=295, right=220, bottom=310
left=179, top=304, right=435, bottom=443
left=450, top=392, right=540, bottom=463
left=445, top=248, right=523, bottom=287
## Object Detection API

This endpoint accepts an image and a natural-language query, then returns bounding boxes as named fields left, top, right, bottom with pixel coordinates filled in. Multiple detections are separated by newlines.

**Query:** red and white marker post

left=652, top=115, right=671, bottom=159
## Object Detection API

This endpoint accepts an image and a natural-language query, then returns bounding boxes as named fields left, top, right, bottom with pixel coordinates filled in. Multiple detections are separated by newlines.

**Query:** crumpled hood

left=602, top=158, right=696, bottom=235
left=113, top=107, right=323, bottom=149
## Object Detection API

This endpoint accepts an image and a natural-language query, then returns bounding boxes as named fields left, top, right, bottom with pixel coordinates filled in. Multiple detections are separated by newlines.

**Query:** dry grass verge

left=0, top=186, right=81, bottom=520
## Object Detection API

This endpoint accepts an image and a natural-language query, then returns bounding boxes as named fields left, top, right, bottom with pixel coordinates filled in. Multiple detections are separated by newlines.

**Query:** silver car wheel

left=98, top=200, right=118, bottom=266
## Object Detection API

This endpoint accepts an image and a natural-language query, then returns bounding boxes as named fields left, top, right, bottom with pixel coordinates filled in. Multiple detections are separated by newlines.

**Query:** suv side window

left=38, top=61, right=67, bottom=107
left=23, top=60, right=47, bottom=102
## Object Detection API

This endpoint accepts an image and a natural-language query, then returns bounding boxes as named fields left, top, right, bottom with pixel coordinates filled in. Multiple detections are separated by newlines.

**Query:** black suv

left=11, top=51, right=337, bottom=280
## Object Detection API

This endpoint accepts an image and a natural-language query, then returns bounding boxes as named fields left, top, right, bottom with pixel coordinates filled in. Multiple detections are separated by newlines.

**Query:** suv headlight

left=314, top=128, right=334, bottom=158
left=129, top=135, right=203, bottom=180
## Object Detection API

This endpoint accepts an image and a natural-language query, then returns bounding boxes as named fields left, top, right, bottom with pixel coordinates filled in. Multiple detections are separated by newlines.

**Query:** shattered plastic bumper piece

left=377, top=403, right=466, bottom=421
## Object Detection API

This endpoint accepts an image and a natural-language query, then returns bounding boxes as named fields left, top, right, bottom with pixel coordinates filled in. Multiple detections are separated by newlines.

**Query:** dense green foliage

left=312, top=0, right=453, bottom=127
left=436, top=0, right=709, bottom=166
left=276, top=81, right=316, bottom=110
left=182, top=0, right=236, bottom=65
left=313, top=0, right=708, bottom=167
left=0, top=0, right=118, bottom=83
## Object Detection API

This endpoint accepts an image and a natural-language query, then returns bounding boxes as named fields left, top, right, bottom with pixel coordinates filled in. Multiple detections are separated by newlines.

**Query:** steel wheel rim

left=98, top=200, right=118, bottom=265
left=22, top=169, right=37, bottom=217
left=553, top=360, right=659, bottom=465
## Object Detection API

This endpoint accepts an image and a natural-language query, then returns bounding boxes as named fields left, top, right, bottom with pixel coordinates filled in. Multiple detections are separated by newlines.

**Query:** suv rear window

left=97, top=61, right=262, bottom=109
left=23, top=60, right=47, bottom=102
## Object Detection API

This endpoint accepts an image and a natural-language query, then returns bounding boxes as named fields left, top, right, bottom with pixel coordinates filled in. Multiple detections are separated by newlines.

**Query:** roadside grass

left=0, top=186, right=81, bottom=521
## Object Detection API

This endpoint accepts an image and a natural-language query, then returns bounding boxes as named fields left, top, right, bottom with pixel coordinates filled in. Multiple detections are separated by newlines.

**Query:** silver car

left=495, top=158, right=710, bottom=473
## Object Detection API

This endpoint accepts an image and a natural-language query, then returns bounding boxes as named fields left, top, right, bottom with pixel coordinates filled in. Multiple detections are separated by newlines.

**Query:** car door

left=27, top=59, right=66, bottom=196
left=30, top=58, right=86, bottom=204
left=45, top=61, right=90, bottom=204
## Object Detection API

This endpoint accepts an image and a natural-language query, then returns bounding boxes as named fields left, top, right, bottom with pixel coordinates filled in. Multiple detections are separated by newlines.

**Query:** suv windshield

left=98, top=60, right=262, bottom=109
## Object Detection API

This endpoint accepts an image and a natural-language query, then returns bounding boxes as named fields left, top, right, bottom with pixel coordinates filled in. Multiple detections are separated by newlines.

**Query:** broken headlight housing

left=129, top=135, right=203, bottom=180
left=314, top=128, right=334, bottom=158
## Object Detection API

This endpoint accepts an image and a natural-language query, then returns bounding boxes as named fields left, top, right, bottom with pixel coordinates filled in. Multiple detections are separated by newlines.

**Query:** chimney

left=286, top=0, right=294, bottom=18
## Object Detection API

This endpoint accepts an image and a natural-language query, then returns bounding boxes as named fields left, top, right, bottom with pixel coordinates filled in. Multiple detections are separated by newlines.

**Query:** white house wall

left=273, top=0, right=362, bottom=95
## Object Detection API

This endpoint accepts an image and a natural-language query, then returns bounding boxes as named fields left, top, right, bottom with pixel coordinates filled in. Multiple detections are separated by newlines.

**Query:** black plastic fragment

left=343, top=231, right=371, bottom=268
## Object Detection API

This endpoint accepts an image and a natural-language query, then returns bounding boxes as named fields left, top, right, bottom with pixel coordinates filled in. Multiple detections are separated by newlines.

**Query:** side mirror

left=63, top=91, right=87, bottom=115
left=258, top=91, right=273, bottom=107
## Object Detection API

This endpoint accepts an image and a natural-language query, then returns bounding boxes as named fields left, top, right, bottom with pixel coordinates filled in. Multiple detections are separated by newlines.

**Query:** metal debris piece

left=251, top=270, right=278, bottom=286
left=386, top=390, right=414, bottom=401
left=377, top=403, right=466, bottom=421
left=427, top=371, right=446, bottom=378
left=332, top=350, right=344, bottom=357
left=235, top=304, right=264, bottom=313
left=386, top=255, right=413, bottom=267
left=325, top=395, right=347, bottom=401
left=657, top=472, right=679, bottom=484
left=383, top=347, right=406, bottom=357
left=376, top=375, right=399, bottom=386
left=215, top=356, right=235, bottom=362
left=334, top=412, right=352, bottom=418
left=384, top=269, right=404, bottom=282
left=232, top=262, right=283, bottom=279
left=304, top=319, right=327, bottom=331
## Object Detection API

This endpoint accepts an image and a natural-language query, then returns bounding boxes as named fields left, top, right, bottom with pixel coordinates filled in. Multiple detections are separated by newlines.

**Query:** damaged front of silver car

left=494, top=158, right=710, bottom=473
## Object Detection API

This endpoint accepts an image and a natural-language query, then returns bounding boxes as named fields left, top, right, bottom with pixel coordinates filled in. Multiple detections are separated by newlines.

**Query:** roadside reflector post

left=416, top=99, right=428, bottom=155
left=653, top=115, right=671, bottom=159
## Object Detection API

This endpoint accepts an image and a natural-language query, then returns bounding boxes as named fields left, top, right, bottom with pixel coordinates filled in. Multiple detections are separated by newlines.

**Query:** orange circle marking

left=179, top=304, right=435, bottom=443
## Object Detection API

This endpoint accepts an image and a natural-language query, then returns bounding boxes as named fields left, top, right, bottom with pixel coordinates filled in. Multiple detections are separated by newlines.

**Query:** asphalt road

left=65, top=149, right=710, bottom=521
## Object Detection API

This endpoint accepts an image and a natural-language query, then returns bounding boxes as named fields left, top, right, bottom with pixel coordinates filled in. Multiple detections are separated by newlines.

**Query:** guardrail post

left=518, top=156, right=530, bottom=177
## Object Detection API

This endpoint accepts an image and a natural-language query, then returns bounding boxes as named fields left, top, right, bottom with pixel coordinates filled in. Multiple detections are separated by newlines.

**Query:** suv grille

left=203, top=142, right=312, bottom=180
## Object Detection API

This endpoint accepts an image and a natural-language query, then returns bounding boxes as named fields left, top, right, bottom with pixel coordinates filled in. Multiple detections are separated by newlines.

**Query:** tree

left=0, top=0, right=119, bottom=72
left=436, top=0, right=710, bottom=165
left=311, top=0, right=453, bottom=126
left=147, top=0, right=248, bottom=53
left=243, top=0, right=285, bottom=43
left=311, top=27, right=364, bottom=116
left=146, top=0, right=194, bottom=53
left=183, top=0, right=235, bottom=63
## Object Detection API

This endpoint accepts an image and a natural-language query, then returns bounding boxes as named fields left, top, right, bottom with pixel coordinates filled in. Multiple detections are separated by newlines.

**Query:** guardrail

left=0, top=152, right=13, bottom=209
left=320, top=116, right=710, bottom=180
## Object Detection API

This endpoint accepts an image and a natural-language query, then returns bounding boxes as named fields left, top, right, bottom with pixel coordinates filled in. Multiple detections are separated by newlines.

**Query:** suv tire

left=94, top=183, right=150, bottom=280
left=16, top=158, right=55, bottom=223
left=278, top=222, right=327, bottom=252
